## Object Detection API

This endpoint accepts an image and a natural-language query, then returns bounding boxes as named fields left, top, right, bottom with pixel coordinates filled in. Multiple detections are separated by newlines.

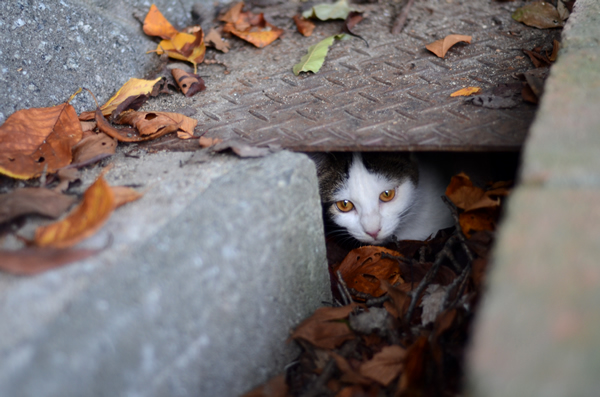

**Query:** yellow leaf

left=450, top=87, right=481, bottom=97
left=100, top=77, right=162, bottom=117
left=143, top=4, right=179, bottom=40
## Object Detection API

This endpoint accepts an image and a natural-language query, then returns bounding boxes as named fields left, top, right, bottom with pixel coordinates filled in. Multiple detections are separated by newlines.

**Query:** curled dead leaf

left=359, top=345, right=406, bottom=386
left=171, top=68, right=206, bottom=97
left=34, top=174, right=115, bottom=248
left=425, top=34, right=472, bottom=58
left=293, top=15, right=315, bottom=37
left=72, top=133, right=117, bottom=165
left=205, top=28, right=230, bottom=53
left=117, top=111, right=197, bottom=140
left=333, top=246, right=404, bottom=298
left=291, top=304, right=356, bottom=349
left=199, top=136, right=223, bottom=148
left=221, top=2, right=283, bottom=48
left=0, top=103, right=83, bottom=179
left=450, top=87, right=481, bottom=97
left=143, top=4, right=179, bottom=40
left=111, top=186, right=143, bottom=208
left=0, top=246, right=103, bottom=276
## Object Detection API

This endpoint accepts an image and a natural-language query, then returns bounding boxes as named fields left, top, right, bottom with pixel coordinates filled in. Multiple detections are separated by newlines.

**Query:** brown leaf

left=0, top=187, right=76, bottom=224
left=398, top=336, right=430, bottom=393
left=522, top=83, right=538, bottom=104
left=291, top=305, right=356, bottom=349
left=512, top=1, right=564, bottom=29
left=330, top=351, right=373, bottom=385
left=293, top=15, right=315, bottom=37
left=343, top=12, right=368, bottom=46
left=433, top=308, right=457, bottom=339
left=459, top=207, right=498, bottom=238
left=212, top=139, right=272, bottom=157
left=379, top=280, right=411, bottom=318
left=171, top=68, right=206, bottom=97
left=53, top=168, right=79, bottom=193
left=221, top=4, right=283, bottom=48
left=0, top=246, right=102, bottom=275
left=72, top=133, right=117, bottom=165
left=143, top=4, right=179, bottom=40
left=111, top=186, right=143, bottom=208
left=548, top=39, right=560, bottom=62
left=523, top=48, right=551, bottom=68
left=80, top=120, right=97, bottom=133
left=445, top=173, right=499, bottom=212
left=34, top=174, right=115, bottom=248
left=359, top=345, right=406, bottom=386
left=156, top=29, right=206, bottom=73
left=117, top=111, right=197, bottom=140
left=0, top=103, right=83, bottom=179
left=198, top=136, right=223, bottom=148
left=425, top=34, right=472, bottom=58
left=205, top=28, right=230, bottom=52
left=241, top=374, right=288, bottom=397
left=333, top=246, right=404, bottom=298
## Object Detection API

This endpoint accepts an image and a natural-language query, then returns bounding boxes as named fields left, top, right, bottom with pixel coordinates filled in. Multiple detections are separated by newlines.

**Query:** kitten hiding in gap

left=311, top=152, right=458, bottom=245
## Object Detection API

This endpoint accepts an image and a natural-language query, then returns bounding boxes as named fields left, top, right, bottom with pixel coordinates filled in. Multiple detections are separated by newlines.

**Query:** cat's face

left=313, top=152, right=418, bottom=245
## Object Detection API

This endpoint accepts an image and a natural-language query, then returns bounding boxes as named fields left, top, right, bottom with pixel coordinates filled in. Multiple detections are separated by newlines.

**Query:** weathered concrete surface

left=0, top=0, right=209, bottom=123
left=0, top=150, right=330, bottom=397
left=467, top=0, right=600, bottom=396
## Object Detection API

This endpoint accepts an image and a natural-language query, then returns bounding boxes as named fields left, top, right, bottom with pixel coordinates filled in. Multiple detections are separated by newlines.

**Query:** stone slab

left=0, top=0, right=208, bottom=123
left=467, top=188, right=600, bottom=397
left=0, top=149, right=330, bottom=397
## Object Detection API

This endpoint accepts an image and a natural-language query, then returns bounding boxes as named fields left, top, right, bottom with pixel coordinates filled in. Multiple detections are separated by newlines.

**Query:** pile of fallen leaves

left=244, top=174, right=511, bottom=397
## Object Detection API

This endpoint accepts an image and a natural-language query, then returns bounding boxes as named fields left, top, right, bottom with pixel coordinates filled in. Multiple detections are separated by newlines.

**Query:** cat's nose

left=366, top=229, right=380, bottom=239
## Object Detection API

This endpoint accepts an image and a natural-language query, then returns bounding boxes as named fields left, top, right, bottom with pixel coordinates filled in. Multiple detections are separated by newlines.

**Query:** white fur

left=331, top=154, right=453, bottom=243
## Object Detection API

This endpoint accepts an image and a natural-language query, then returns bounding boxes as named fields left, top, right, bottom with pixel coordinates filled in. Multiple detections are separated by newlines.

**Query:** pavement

left=0, top=0, right=598, bottom=396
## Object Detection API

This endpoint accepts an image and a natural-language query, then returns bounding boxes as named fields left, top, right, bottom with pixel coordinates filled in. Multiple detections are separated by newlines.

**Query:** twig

left=336, top=270, right=352, bottom=306
left=442, top=196, right=475, bottom=263
left=366, top=294, right=391, bottom=307
left=392, top=0, right=416, bottom=34
left=441, top=261, right=471, bottom=311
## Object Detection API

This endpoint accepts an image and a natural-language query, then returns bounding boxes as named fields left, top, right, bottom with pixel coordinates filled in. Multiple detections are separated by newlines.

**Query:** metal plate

left=191, top=0, right=558, bottom=152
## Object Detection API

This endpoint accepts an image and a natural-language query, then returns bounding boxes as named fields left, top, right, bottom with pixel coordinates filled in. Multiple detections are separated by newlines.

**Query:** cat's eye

left=379, top=189, right=395, bottom=202
left=335, top=200, right=354, bottom=212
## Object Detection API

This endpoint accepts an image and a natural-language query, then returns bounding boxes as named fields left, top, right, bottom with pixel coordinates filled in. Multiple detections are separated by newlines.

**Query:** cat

left=311, top=152, right=457, bottom=246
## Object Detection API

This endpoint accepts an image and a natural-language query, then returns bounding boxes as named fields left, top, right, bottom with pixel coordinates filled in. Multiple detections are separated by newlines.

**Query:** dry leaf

left=53, top=168, right=79, bottom=193
left=171, top=68, right=206, bottom=97
left=79, top=78, right=163, bottom=121
left=34, top=174, right=115, bottom=248
left=0, top=103, right=83, bottom=179
left=156, top=30, right=206, bottom=73
left=343, top=11, right=367, bottom=46
left=379, top=280, right=411, bottom=319
left=221, top=2, right=283, bottom=48
left=333, top=246, right=404, bottom=298
left=241, top=374, right=288, bottom=397
left=512, top=1, right=564, bottom=29
left=450, top=87, right=481, bottom=97
left=0, top=188, right=76, bottom=224
left=293, top=15, right=315, bottom=37
left=211, top=139, right=272, bottom=157
left=111, top=186, right=143, bottom=208
left=117, top=111, right=197, bottom=140
left=0, top=246, right=102, bottom=275
left=205, top=28, right=230, bottom=52
left=291, top=305, right=356, bottom=349
left=359, top=345, right=406, bottom=386
left=72, top=133, right=117, bottom=165
left=143, top=4, right=179, bottom=40
left=445, top=173, right=499, bottom=212
left=329, top=351, right=373, bottom=385
left=198, top=136, right=223, bottom=148
left=425, top=34, right=472, bottom=58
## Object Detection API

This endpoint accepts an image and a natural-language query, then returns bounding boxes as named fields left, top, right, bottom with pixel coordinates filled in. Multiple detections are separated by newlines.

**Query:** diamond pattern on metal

left=190, top=0, right=559, bottom=152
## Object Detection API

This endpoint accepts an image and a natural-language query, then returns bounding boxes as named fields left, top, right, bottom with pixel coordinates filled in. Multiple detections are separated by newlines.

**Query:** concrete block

left=467, top=188, right=600, bottom=397
left=0, top=150, right=330, bottom=397
left=520, top=0, right=600, bottom=188
left=0, top=0, right=210, bottom=123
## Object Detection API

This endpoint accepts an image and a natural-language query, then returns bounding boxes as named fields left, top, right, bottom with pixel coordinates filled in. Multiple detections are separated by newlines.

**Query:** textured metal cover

left=191, top=0, right=558, bottom=152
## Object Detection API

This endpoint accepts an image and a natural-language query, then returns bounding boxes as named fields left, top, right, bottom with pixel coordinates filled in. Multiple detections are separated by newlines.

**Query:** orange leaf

left=220, top=1, right=244, bottom=24
left=459, top=208, right=498, bottom=237
left=34, top=174, right=115, bottom=248
left=111, top=186, right=143, bottom=208
left=359, top=345, right=406, bottom=386
left=0, top=103, right=82, bottom=179
left=445, top=173, right=499, bottom=212
left=450, top=86, right=481, bottom=97
left=117, top=111, right=197, bottom=140
left=293, top=15, right=315, bottom=37
left=222, top=9, right=283, bottom=48
left=143, top=4, right=179, bottom=40
left=291, top=305, right=356, bottom=349
left=199, top=136, right=223, bottom=148
left=334, top=246, right=404, bottom=298
left=425, top=34, right=472, bottom=58
left=156, top=30, right=206, bottom=73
